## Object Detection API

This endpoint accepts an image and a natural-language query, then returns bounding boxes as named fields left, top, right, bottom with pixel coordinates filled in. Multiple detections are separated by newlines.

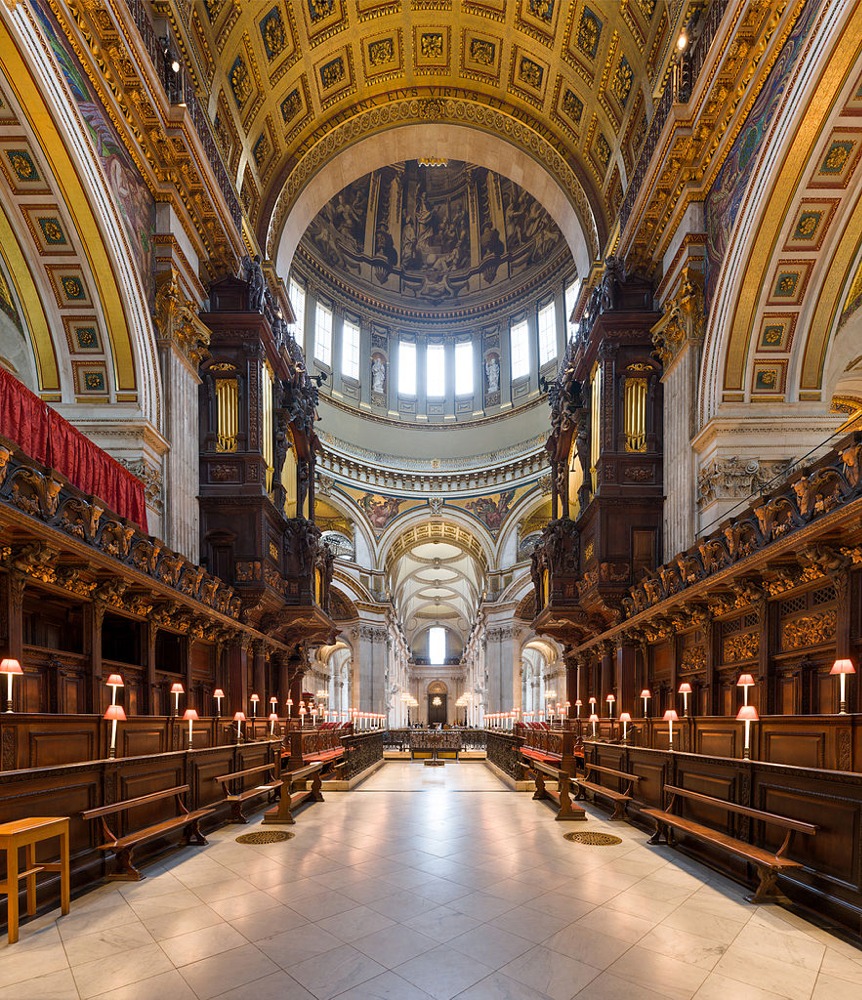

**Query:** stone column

left=358, top=622, right=388, bottom=715
left=652, top=264, right=704, bottom=560
left=154, top=268, right=210, bottom=561
left=484, top=624, right=520, bottom=713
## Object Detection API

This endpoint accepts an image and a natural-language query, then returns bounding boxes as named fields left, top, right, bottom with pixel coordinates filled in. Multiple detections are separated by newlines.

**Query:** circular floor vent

left=564, top=831, right=623, bottom=846
left=236, top=831, right=295, bottom=845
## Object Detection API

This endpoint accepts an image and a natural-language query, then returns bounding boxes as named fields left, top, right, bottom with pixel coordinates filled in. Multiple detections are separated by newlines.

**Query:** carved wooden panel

left=29, top=730, right=94, bottom=768
left=764, top=731, right=824, bottom=769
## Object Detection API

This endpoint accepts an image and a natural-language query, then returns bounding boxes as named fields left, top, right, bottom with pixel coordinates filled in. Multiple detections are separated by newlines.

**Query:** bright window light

left=427, top=343, right=445, bottom=397
left=314, top=302, right=332, bottom=367
left=399, top=340, right=417, bottom=396
left=289, top=277, right=305, bottom=349
left=510, top=320, right=530, bottom=380
left=455, top=341, right=473, bottom=395
left=538, top=300, right=557, bottom=366
left=565, top=278, right=581, bottom=339
left=341, top=318, right=360, bottom=380
left=429, top=626, right=446, bottom=664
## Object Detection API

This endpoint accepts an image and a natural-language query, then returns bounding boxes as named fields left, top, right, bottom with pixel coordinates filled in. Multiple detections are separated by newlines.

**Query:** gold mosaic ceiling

left=165, top=0, right=679, bottom=264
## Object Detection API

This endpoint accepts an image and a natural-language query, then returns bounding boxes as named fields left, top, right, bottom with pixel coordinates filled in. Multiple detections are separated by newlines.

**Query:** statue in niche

left=241, top=255, right=265, bottom=312
left=485, top=355, right=500, bottom=394
left=371, top=356, right=386, bottom=395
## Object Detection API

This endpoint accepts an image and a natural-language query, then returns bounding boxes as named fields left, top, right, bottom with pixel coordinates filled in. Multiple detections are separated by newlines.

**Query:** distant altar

left=409, top=730, right=463, bottom=762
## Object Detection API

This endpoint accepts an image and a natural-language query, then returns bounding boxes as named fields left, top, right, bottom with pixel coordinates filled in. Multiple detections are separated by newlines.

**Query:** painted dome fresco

left=296, top=159, right=573, bottom=315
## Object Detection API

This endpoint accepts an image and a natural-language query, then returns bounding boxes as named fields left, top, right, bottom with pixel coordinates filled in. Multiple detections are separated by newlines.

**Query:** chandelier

left=431, top=696, right=442, bottom=706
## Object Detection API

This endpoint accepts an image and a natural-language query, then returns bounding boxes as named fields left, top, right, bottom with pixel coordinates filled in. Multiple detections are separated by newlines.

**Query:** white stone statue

left=371, top=356, right=386, bottom=394
left=485, top=356, right=500, bottom=394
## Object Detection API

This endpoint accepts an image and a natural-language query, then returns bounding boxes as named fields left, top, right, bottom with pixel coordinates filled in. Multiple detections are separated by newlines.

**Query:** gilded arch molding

left=266, top=101, right=601, bottom=278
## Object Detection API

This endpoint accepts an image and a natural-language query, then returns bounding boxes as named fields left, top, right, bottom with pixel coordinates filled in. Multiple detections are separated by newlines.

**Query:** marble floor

left=2, top=761, right=861, bottom=1000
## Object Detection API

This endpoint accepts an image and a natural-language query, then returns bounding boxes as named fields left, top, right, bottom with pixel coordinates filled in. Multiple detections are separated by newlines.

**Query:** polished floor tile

left=2, top=760, right=860, bottom=1000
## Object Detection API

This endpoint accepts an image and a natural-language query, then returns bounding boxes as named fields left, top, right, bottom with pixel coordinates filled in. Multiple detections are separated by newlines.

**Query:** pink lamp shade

left=286, top=698, right=294, bottom=705
left=678, top=682, right=693, bottom=695
left=233, top=711, right=246, bottom=721
left=213, top=688, right=225, bottom=698
left=182, top=709, right=199, bottom=721
left=250, top=694, right=260, bottom=702
left=575, top=699, right=582, bottom=707
left=830, top=659, right=856, bottom=676
left=268, top=712, right=279, bottom=722
left=640, top=689, right=652, bottom=699
left=588, top=713, right=599, bottom=723
left=103, top=705, right=126, bottom=721
left=663, top=710, right=679, bottom=722
left=106, top=673, right=124, bottom=688
left=170, top=683, right=185, bottom=695
left=0, top=658, right=23, bottom=676
left=270, top=697, right=278, bottom=706
left=619, top=712, right=632, bottom=723
left=737, top=674, right=755, bottom=687
left=736, top=705, right=759, bottom=721
left=606, top=694, right=615, bottom=703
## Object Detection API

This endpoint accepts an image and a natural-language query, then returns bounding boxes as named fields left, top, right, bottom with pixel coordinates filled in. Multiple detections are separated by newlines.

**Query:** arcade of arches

left=3, top=0, right=862, bottom=976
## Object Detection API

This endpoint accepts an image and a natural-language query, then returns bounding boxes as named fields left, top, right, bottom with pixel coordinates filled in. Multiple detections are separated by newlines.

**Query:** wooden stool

left=0, top=817, right=71, bottom=943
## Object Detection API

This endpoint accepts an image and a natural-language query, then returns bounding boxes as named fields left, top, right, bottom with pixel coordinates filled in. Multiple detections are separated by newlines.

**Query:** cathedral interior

left=1, top=0, right=862, bottom=994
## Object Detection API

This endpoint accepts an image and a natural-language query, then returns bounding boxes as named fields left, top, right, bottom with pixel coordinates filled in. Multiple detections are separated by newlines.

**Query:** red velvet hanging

left=0, top=366, right=148, bottom=532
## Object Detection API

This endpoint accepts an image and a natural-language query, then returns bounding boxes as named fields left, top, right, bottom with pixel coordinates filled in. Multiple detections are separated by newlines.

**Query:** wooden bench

left=82, top=785, right=215, bottom=881
left=642, top=784, right=818, bottom=903
left=520, top=753, right=586, bottom=822
left=576, top=763, right=640, bottom=821
left=214, top=763, right=283, bottom=824
left=262, top=762, right=324, bottom=825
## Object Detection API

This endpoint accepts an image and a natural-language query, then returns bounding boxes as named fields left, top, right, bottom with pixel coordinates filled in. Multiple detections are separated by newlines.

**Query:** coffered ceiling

left=163, top=0, right=680, bottom=269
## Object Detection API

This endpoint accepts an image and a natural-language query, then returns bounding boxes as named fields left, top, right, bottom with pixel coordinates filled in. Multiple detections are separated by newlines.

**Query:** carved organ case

left=198, top=276, right=335, bottom=643
left=534, top=263, right=663, bottom=643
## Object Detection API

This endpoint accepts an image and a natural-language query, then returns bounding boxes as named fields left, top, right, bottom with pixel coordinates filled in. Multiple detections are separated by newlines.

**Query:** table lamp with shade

left=619, top=712, right=632, bottom=742
left=269, top=712, right=279, bottom=736
left=640, top=689, right=652, bottom=717
left=250, top=693, right=260, bottom=717
left=574, top=699, right=582, bottom=718
left=170, top=682, right=184, bottom=716
left=1, top=657, right=23, bottom=713
left=106, top=673, right=124, bottom=706
left=663, top=709, right=679, bottom=750
left=286, top=697, right=293, bottom=718
left=606, top=693, right=615, bottom=717
left=678, top=682, right=693, bottom=716
left=737, top=674, right=755, bottom=706
left=830, top=658, right=856, bottom=715
left=104, top=704, right=126, bottom=758
left=589, top=713, right=599, bottom=739
left=213, top=688, right=224, bottom=716
left=234, top=710, right=246, bottom=742
left=183, top=708, right=198, bottom=749
left=736, top=704, right=758, bottom=759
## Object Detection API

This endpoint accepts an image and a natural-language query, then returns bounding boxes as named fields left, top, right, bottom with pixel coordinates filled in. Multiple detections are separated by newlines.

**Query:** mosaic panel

left=72, top=361, right=109, bottom=395
left=810, top=129, right=862, bottom=189
left=22, top=207, right=74, bottom=255
left=756, top=313, right=797, bottom=352
left=63, top=317, right=103, bottom=354
left=751, top=360, right=787, bottom=396
left=783, top=199, right=838, bottom=252
left=766, top=260, right=813, bottom=306
left=46, top=266, right=92, bottom=308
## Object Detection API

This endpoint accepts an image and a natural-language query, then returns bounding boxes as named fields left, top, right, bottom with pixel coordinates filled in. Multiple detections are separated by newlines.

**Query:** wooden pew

left=642, top=784, right=818, bottom=903
left=82, top=785, right=215, bottom=880
left=520, top=752, right=586, bottom=821
left=262, top=762, right=324, bottom=825
left=575, top=762, right=640, bottom=821
left=214, top=763, right=283, bottom=824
